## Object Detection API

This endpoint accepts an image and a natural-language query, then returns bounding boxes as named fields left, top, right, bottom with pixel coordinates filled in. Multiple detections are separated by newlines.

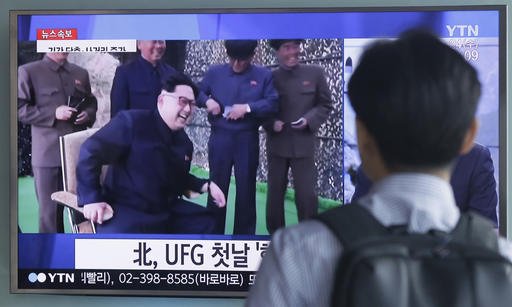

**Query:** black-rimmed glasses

left=161, top=92, right=196, bottom=108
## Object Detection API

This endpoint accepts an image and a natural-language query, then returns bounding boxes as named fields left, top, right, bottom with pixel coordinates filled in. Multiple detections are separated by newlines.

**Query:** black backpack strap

left=316, top=203, right=388, bottom=249
left=450, top=212, right=499, bottom=251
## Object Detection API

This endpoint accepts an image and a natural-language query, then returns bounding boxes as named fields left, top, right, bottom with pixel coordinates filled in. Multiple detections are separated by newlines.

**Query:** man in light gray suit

left=18, top=52, right=97, bottom=233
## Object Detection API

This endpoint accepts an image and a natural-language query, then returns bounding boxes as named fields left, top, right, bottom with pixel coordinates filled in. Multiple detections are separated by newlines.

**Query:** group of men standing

left=18, top=38, right=334, bottom=235
left=195, top=39, right=333, bottom=234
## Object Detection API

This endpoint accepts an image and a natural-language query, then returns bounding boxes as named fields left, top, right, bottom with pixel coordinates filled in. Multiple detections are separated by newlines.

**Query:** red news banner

left=37, top=28, right=78, bottom=40
left=35, top=28, right=136, bottom=53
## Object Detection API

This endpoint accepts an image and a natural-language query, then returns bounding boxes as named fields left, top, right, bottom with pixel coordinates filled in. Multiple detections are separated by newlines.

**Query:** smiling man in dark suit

left=110, top=40, right=179, bottom=117
left=77, top=73, right=226, bottom=233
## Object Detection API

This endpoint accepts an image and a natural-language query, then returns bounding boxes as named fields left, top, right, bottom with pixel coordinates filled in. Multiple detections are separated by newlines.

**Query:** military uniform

left=265, top=64, right=333, bottom=234
left=198, top=64, right=278, bottom=234
left=18, top=55, right=97, bottom=233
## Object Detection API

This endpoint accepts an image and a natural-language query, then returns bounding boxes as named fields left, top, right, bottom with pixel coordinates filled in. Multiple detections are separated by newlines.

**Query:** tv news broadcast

left=11, top=6, right=506, bottom=297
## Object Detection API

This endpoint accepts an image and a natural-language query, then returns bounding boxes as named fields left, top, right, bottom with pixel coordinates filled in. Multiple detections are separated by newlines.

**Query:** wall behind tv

left=1, top=0, right=510, bottom=306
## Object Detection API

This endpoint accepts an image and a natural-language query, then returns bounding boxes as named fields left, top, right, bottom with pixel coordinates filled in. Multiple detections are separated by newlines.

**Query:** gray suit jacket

left=266, top=64, right=333, bottom=158
left=18, top=55, right=97, bottom=167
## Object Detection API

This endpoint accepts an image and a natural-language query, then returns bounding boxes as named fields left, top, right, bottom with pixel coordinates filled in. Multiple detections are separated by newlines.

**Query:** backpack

left=317, top=203, right=512, bottom=307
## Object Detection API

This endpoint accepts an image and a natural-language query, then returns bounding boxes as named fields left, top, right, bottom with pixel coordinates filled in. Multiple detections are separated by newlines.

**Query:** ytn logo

left=28, top=272, right=74, bottom=283
left=446, top=25, right=479, bottom=37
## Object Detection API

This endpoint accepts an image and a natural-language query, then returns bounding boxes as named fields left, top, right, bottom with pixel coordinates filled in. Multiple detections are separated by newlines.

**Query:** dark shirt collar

left=228, top=63, right=254, bottom=76
left=43, top=54, right=71, bottom=72
left=137, top=55, right=163, bottom=71
left=154, top=109, right=179, bottom=145
left=278, top=63, right=301, bottom=75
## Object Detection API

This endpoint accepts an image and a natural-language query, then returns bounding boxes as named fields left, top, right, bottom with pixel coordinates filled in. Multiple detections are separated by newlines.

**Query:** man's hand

left=74, top=111, right=90, bottom=125
left=83, top=202, right=114, bottom=224
left=227, top=104, right=249, bottom=120
left=273, top=120, right=285, bottom=132
left=55, top=105, right=77, bottom=121
left=206, top=98, right=221, bottom=115
left=208, top=181, right=226, bottom=208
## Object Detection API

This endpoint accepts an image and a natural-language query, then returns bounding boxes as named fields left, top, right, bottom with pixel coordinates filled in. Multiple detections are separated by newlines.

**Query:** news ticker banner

left=18, top=270, right=257, bottom=291
left=18, top=269, right=256, bottom=292
left=18, top=236, right=269, bottom=291
left=75, top=239, right=268, bottom=271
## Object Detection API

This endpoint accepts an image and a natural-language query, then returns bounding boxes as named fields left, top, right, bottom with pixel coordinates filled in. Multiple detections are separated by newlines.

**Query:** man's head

left=224, top=40, right=258, bottom=73
left=137, top=40, right=166, bottom=66
left=157, top=73, right=199, bottom=131
left=269, top=39, right=303, bottom=69
left=348, top=30, right=480, bottom=180
left=46, top=52, right=69, bottom=64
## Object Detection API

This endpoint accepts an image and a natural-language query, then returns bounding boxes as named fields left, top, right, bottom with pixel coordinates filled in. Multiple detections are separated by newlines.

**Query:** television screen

left=11, top=6, right=507, bottom=296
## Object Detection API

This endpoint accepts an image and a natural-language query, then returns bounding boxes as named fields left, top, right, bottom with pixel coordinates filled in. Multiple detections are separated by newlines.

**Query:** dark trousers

left=32, top=166, right=64, bottom=233
left=207, top=128, right=259, bottom=234
left=266, top=154, right=318, bottom=234
left=96, top=199, right=216, bottom=234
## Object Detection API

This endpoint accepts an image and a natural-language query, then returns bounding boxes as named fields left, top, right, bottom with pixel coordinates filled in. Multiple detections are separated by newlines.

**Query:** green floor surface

left=18, top=173, right=340, bottom=235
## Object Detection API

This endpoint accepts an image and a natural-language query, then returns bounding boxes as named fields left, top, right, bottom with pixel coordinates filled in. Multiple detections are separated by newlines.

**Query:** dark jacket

left=351, top=143, right=498, bottom=226
left=110, top=56, right=179, bottom=117
left=197, top=64, right=278, bottom=131
left=76, top=110, right=207, bottom=232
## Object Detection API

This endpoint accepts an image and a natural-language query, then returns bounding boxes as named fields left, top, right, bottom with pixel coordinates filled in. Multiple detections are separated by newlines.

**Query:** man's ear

left=356, top=119, right=388, bottom=181
left=356, top=119, right=371, bottom=154
left=460, top=118, right=479, bottom=155
left=157, top=94, right=164, bottom=108
left=356, top=119, right=381, bottom=157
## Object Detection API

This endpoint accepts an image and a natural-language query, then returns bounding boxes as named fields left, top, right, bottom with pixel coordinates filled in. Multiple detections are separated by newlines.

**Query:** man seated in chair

left=76, top=73, right=226, bottom=233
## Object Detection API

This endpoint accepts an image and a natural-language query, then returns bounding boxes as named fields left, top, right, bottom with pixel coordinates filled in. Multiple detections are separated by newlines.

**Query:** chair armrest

left=51, top=191, right=114, bottom=221
left=183, top=189, right=201, bottom=199
left=50, top=191, right=83, bottom=214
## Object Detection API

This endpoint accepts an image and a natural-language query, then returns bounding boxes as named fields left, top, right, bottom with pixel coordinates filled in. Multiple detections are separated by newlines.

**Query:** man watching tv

left=246, top=30, right=512, bottom=306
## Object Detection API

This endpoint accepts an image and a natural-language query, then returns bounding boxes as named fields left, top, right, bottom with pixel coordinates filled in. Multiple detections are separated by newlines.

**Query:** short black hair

left=162, top=72, right=199, bottom=98
left=348, top=29, right=481, bottom=170
left=268, top=39, right=303, bottom=50
left=224, top=40, right=258, bottom=59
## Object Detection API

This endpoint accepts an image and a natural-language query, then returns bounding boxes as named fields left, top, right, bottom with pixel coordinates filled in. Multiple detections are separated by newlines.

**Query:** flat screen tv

left=10, top=5, right=507, bottom=297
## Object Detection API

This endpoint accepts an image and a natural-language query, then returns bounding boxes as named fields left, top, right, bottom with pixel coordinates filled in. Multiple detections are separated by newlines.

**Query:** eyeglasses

left=161, top=92, right=196, bottom=108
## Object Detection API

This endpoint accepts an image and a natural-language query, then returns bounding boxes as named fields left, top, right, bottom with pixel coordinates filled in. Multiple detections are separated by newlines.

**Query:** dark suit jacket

left=110, top=55, right=179, bottom=117
left=351, top=143, right=498, bottom=226
left=197, top=63, right=278, bottom=131
left=18, top=55, right=97, bottom=167
left=266, top=64, right=333, bottom=158
left=76, top=110, right=207, bottom=233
